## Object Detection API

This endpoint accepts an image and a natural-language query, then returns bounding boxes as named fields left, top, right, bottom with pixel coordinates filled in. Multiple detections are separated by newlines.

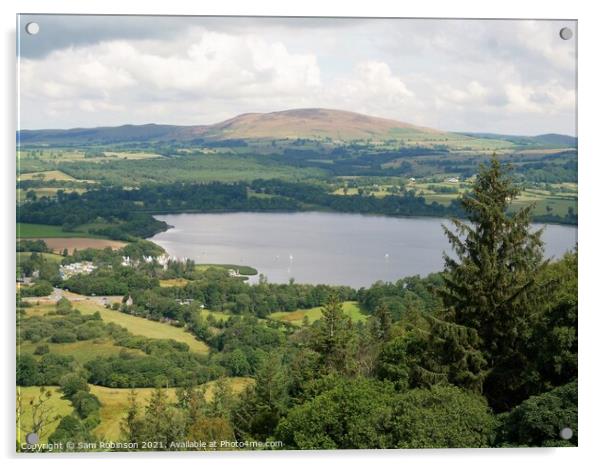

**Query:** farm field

left=331, top=180, right=577, bottom=218
left=17, top=378, right=254, bottom=444
left=33, top=153, right=327, bottom=186
left=18, top=340, right=144, bottom=364
left=269, top=301, right=366, bottom=326
left=159, top=278, right=190, bottom=287
left=17, top=223, right=96, bottom=239
left=198, top=308, right=232, bottom=323
left=73, top=299, right=210, bottom=354
left=19, top=296, right=209, bottom=354
left=18, top=170, right=76, bottom=182
left=17, top=251, right=63, bottom=264
left=17, top=187, right=87, bottom=200
left=37, top=238, right=127, bottom=254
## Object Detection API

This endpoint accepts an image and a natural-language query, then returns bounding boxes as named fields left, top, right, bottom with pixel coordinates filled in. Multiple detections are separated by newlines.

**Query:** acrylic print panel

left=16, top=15, right=577, bottom=452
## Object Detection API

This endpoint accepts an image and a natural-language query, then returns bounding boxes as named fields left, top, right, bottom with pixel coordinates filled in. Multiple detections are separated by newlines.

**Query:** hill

left=201, top=108, right=444, bottom=141
left=458, top=132, right=577, bottom=149
left=18, top=108, right=454, bottom=145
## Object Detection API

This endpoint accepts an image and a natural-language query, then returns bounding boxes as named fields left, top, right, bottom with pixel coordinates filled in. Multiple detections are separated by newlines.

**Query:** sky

left=18, top=15, right=577, bottom=135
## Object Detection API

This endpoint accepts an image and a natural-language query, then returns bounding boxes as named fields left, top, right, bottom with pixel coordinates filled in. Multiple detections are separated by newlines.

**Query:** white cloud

left=18, top=18, right=576, bottom=135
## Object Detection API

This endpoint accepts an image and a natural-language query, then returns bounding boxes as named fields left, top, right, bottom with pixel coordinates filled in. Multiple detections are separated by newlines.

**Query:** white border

left=2, top=1, right=600, bottom=466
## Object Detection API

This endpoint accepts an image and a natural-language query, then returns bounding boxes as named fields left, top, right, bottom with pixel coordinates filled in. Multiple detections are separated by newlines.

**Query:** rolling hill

left=17, top=108, right=576, bottom=150
left=18, top=108, right=453, bottom=145
left=200, top=108, right=445, bottom=141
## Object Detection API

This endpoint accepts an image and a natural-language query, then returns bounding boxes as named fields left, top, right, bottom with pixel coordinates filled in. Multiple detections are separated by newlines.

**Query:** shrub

left=51, top=330, right=77, bottom=343
left=34, top=343, right=50, bottom=355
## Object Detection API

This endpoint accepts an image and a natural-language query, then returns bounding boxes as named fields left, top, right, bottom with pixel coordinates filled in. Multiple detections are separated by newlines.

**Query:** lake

left=150, top=212, right=577, bottom=288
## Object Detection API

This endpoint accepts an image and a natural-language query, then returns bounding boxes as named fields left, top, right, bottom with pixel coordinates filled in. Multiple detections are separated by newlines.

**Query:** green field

left=19, top=340, right=144, bottom=364
left=18, top=170, right=76, bottom=182
left=17, top=251, right=64, bottom=263
left=159, top=278, right=190, bottom=287
left=198, top=308, right=232, bottom=322
left=74, top=299, right=209, bottom=354
left=17, top=223, right=96, bottom=239
left=20, top=298, right=209, bottom=355
left=334, top=179, right=578, bottom=218
left=269, top=301, right=366, bottom=326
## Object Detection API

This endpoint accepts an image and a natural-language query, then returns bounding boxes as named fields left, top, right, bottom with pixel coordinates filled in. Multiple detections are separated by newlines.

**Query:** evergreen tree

left=120, top=390, right=143, bottom=447
left=438, top=157, right=547, bottom=411
left=232, top=353, right=290, bottom=440
left=309, top=293, right=357, bottom=374
left=369, top=304, right=392, bottom=342
left=140, top=387, right=185, bottom=449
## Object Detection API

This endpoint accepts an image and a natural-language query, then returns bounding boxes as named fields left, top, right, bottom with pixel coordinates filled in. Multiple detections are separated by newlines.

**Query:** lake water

left=150, top=212, right=577, bottom=288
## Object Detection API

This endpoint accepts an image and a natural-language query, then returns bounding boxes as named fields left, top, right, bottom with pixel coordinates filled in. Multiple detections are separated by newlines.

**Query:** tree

left=530, top=252, right=578, bottom=391
left=496, top=380, right=577, bottom=447
left=59, top=373, right=89, bottom=398
left=275, top=377, right=395, bottom=449
left=120, top=390, right=143, bottom=447
left=56, top=297, right=73, bottom=315
left=18, top=387, right=61, bottom=443
left=438, top=157, right=547, bottom=411
left=369, top=303, right=392, bottom=341
left=17, top=354, right=39, bottom=386
left=390, top=385, right=497, bottom=448
left=71, top=391, right=101, bottom=419
left=309, top=293, right=357, bottom=374
left=139, top=387, right=185, bottom=449
left=48, top=414, right=98, bottom=449
left=233, top=353, right=289, bottom=440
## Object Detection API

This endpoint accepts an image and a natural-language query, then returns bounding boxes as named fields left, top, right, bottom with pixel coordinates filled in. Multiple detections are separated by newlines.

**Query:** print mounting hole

left=559, top=27, right=573, bottom=40
left=25, top=22, right=40, bottom=35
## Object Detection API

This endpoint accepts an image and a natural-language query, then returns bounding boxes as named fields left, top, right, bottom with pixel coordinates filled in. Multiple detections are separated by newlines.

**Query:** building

left=59, top=261, right=96, bottom=280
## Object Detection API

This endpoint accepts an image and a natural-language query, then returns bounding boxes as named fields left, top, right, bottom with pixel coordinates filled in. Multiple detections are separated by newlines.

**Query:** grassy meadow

left=20, top=296, right=209, bottom=355
left=73, top=299, right=209, bottom=354
left=269, top=301, right=366, bottom=326
left=17, top=223, right=96, bottom=239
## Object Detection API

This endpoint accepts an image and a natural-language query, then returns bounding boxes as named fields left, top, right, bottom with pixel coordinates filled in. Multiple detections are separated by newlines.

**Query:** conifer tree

left=310, top=293, right=357, bottom=374
left=370, top=304, right=393, bottom=342
left=438, top=157, right=547, bottom=411
left=120, top=390, right=143, bottom=446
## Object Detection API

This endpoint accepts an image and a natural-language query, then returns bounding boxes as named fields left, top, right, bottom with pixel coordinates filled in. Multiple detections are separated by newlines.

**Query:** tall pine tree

left=438, top=157, right=547, bottom=411
left=309, top=293, right=357, bottom=375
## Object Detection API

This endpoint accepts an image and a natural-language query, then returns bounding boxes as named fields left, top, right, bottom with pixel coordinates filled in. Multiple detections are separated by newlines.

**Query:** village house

left=59, top=261, right=96, bottom=280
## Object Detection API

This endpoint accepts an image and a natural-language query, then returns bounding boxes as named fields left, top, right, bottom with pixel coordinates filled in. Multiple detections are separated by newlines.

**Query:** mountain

left=18, top=109, right=447, bottom=145
left=200, top=108, right=443, bottom=141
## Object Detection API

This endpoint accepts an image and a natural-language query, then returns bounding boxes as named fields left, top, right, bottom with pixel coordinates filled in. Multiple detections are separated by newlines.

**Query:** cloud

left=18, top=17, right=577, bottom=135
